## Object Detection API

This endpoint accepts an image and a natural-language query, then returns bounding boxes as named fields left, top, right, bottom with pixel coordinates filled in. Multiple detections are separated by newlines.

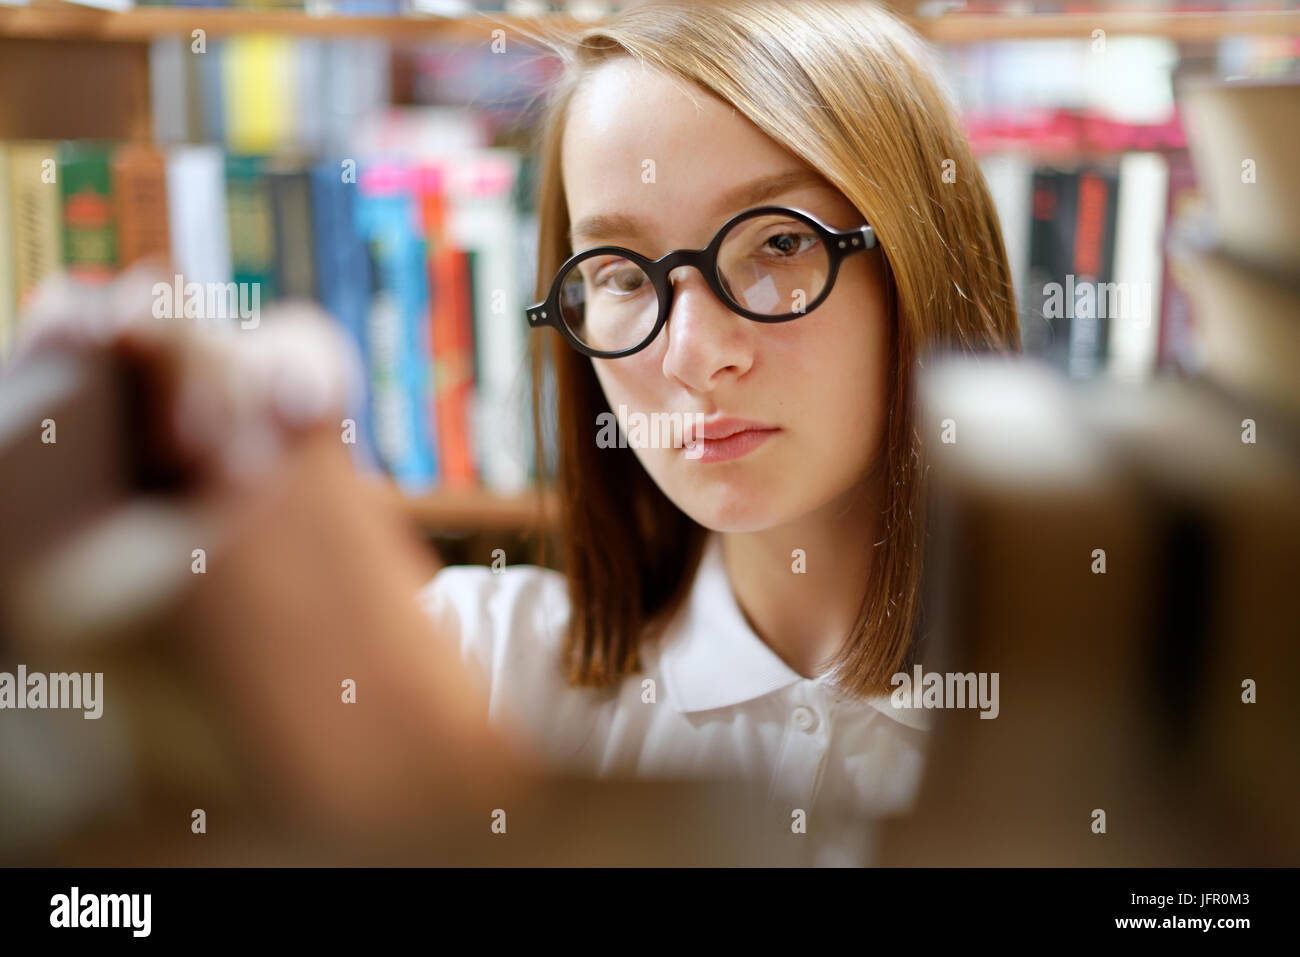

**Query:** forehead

left=561, top=59, right=844, bottom=251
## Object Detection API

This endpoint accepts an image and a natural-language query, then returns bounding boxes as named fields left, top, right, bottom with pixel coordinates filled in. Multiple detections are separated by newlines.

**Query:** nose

left=659, top=264, right=755, bottom=392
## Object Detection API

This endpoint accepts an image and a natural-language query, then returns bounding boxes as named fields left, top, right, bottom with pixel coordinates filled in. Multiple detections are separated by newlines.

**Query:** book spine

left=309, top=159, right=380, bottom=469
left=59, top=142, right=117, bottom=285
left=268, top=165, right=318, bottom=301
left=0, top=146, right=13, bottom=358
left=165, top=144, right=232, bottom=287
left=225, top=154, right=277, bottom=303
left=446, top=150, right=528, bottom=494
left=355, top=166, right=438, bottom=491
left=1067, top=166, right=1118, bottom=378
left=419, top=163, right=477, bottom=488
left=1156, top=152, right=1202, bottom=374
left=222, top=36, right=293, bottom=155
left=1025, top=168, right=1079, bottom=374
left=113, top=143, right=172, bottom=270
left=1107, top=152, right=1169, bottom=382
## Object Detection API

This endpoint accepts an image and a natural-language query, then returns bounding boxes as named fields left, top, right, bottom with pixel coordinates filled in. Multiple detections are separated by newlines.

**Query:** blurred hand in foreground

left=4, top=265, right=539, bottom=857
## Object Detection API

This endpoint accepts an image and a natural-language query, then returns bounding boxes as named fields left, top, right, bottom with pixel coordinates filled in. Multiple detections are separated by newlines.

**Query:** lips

left=683, top=417, right=778, bottom=446
left=682, top=417, right=781, bottom=463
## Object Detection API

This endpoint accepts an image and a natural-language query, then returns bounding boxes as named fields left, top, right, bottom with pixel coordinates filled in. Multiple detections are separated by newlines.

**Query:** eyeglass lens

left=557, top=211, right=832, bottom=354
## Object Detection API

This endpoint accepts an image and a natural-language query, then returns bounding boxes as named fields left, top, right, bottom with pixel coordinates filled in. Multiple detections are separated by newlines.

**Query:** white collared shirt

left=419, top=532, right=931, bottom=865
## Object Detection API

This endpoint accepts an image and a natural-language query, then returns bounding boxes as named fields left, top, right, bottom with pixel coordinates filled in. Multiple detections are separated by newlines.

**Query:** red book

left=418, top=163, right=477, bottom=488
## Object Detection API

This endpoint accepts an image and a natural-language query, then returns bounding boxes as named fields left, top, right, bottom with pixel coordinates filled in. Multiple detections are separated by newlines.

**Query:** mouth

left=682, top=417, right=781, bottom=464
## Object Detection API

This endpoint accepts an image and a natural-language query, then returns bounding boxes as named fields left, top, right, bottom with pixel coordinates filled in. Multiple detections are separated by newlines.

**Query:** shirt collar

left=660, top=532, right=803, bottom=713
left=659, top=533, right=933, bottom=732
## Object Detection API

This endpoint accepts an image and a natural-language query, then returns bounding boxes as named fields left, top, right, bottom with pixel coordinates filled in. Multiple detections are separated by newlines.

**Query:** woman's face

left=562, top=58, right=892, bottom=534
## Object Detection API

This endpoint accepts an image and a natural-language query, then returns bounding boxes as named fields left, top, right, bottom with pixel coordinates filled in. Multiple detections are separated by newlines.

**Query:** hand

left=9, top=263, right=364, bottom=494
left=4, top=266, right=538, bottom=861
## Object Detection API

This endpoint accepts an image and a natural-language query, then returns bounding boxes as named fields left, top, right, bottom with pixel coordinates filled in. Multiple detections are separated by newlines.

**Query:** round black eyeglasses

left=525, top=205, right=878, bottom=359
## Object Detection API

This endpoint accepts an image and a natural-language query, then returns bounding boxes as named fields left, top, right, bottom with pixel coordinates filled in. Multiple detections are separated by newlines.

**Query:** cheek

left=781, top=265, right=891, bottom=431
left=590, top=348, right=668, bottom=412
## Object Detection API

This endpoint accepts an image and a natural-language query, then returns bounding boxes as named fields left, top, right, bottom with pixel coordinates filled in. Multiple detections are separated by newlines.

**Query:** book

left=310, top=158, right=379, bottom=469
left=444, top=150, right=529, bottom=494
left=1024, top=168, right=1078, bottom=371
left=267, top=156, right=318, bottom=302
left=0, top=146, right=13, bottom=357
left=1066, top=164, right=1120, bottom=378
left=165, top=144, right=233, bottom=288
left=355, top=163, right=438, bottom=491
left=222, top=36, right=294, bottom=156
left=224, top=154, right=277, bottom=303
left=419, top=162, right=477, bottom=488
left=58, top=142, right=117, bottom=285
left=112, top=143, right=171, bottom=271
left=978, top=152, right=1033, bottom=324
left=1155, top=153, right=1203, bottom=374
left=1107, top=151, right=1169, bottom=382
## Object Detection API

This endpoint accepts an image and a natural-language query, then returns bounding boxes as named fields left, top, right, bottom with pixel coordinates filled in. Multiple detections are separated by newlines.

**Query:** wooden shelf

left=0, top=5, right=1295, bottom=44
left=920, top=10, right=1300, bottom=44
left=0, top=6, right=584, bottom=41
left=386, top=483, right=558, bottom=532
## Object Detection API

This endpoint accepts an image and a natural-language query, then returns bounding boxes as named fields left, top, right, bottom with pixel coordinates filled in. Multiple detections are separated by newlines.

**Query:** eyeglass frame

left=524, top=204, right=879, bottom=359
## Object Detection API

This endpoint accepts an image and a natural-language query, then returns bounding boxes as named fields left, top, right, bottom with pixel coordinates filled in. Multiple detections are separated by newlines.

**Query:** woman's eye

left=761, top=229, right=818, bottom=257
left=596, top=263, right=647, bottom=293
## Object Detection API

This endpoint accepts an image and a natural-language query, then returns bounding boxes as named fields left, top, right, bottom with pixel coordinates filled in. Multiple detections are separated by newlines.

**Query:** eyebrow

left=568, top=168, right=831, bottom=248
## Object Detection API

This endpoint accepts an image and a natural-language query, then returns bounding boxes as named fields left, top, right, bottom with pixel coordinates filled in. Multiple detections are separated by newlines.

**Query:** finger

left=8, top=273, right=113, bottom=367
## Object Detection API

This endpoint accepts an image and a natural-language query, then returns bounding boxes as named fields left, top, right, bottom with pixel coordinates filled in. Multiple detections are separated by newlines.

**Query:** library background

left=0, top=0, right=1296, bottom=564
left=0, top=0, right=1298, bottom=868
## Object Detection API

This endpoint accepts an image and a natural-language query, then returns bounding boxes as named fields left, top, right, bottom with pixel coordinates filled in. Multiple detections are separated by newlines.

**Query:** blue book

left=309, top=159, right=381, bottom=473
left=353, top=163, right=439, bottom=492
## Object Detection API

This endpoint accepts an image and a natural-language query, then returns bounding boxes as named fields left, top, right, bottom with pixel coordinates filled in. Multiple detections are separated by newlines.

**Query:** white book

left=445, top=150, right=530, bottom=494
left=149, top=37, right=190, bottom=147
left=978, top=152, right=1032, bottom=321
left=1107, top=152, right=1168, bottom=383
left=165, top=146, right=233, bottom=290
left=293, top=39, right=327, bottom=157
left=321, top=40, right=392, bottom=158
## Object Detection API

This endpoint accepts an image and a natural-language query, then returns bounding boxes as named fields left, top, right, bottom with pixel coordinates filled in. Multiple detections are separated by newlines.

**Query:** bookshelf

left=0, top=6, right=582, bottom=41
left=2, top=2, right=1295, bottom=531
left=0, top=5, right=1296, bottom=43
left=388, top=483, right=558, bottom=531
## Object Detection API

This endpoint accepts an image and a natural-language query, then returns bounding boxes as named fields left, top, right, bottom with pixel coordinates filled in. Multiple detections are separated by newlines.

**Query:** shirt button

left=792, top=706, right=819, bottom=733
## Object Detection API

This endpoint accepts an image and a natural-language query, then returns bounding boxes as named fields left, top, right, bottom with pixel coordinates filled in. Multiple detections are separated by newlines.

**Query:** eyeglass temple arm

left=851, top=224, right=877, bottom=250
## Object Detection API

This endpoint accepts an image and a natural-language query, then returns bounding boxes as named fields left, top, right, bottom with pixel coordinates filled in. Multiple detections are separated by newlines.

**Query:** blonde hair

left=523, top=0, right=1019, bottom=697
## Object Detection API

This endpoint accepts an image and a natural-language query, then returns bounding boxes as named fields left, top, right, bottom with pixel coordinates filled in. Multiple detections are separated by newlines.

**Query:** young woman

left=422, top=0, right=1020, bottom=850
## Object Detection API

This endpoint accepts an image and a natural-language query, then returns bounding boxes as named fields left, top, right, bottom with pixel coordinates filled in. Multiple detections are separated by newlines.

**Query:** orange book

left=112, top=143, right=171, bottom=270
left=419, top=163, right=477, bottom=487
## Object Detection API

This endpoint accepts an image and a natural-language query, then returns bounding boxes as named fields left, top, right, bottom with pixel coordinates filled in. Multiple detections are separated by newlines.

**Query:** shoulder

left=418, top=562, right=571, bottom=685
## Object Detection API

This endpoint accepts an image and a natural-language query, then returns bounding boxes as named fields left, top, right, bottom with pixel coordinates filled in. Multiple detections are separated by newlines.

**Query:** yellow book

left=7, top=141, right=63, bottom=334
left=221, top=35, right=294, bottom=156
left=0, top=146, right=12, bottom=359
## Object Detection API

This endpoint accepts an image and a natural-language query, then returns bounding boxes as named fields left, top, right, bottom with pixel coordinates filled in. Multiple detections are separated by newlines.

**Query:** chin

left=658, top=475, right=796, bottom=534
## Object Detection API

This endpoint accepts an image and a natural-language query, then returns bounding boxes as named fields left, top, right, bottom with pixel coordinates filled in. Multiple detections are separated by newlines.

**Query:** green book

left=58, top=141, right=117, bottom=283
left=225, top=154, right=277, bottom=304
